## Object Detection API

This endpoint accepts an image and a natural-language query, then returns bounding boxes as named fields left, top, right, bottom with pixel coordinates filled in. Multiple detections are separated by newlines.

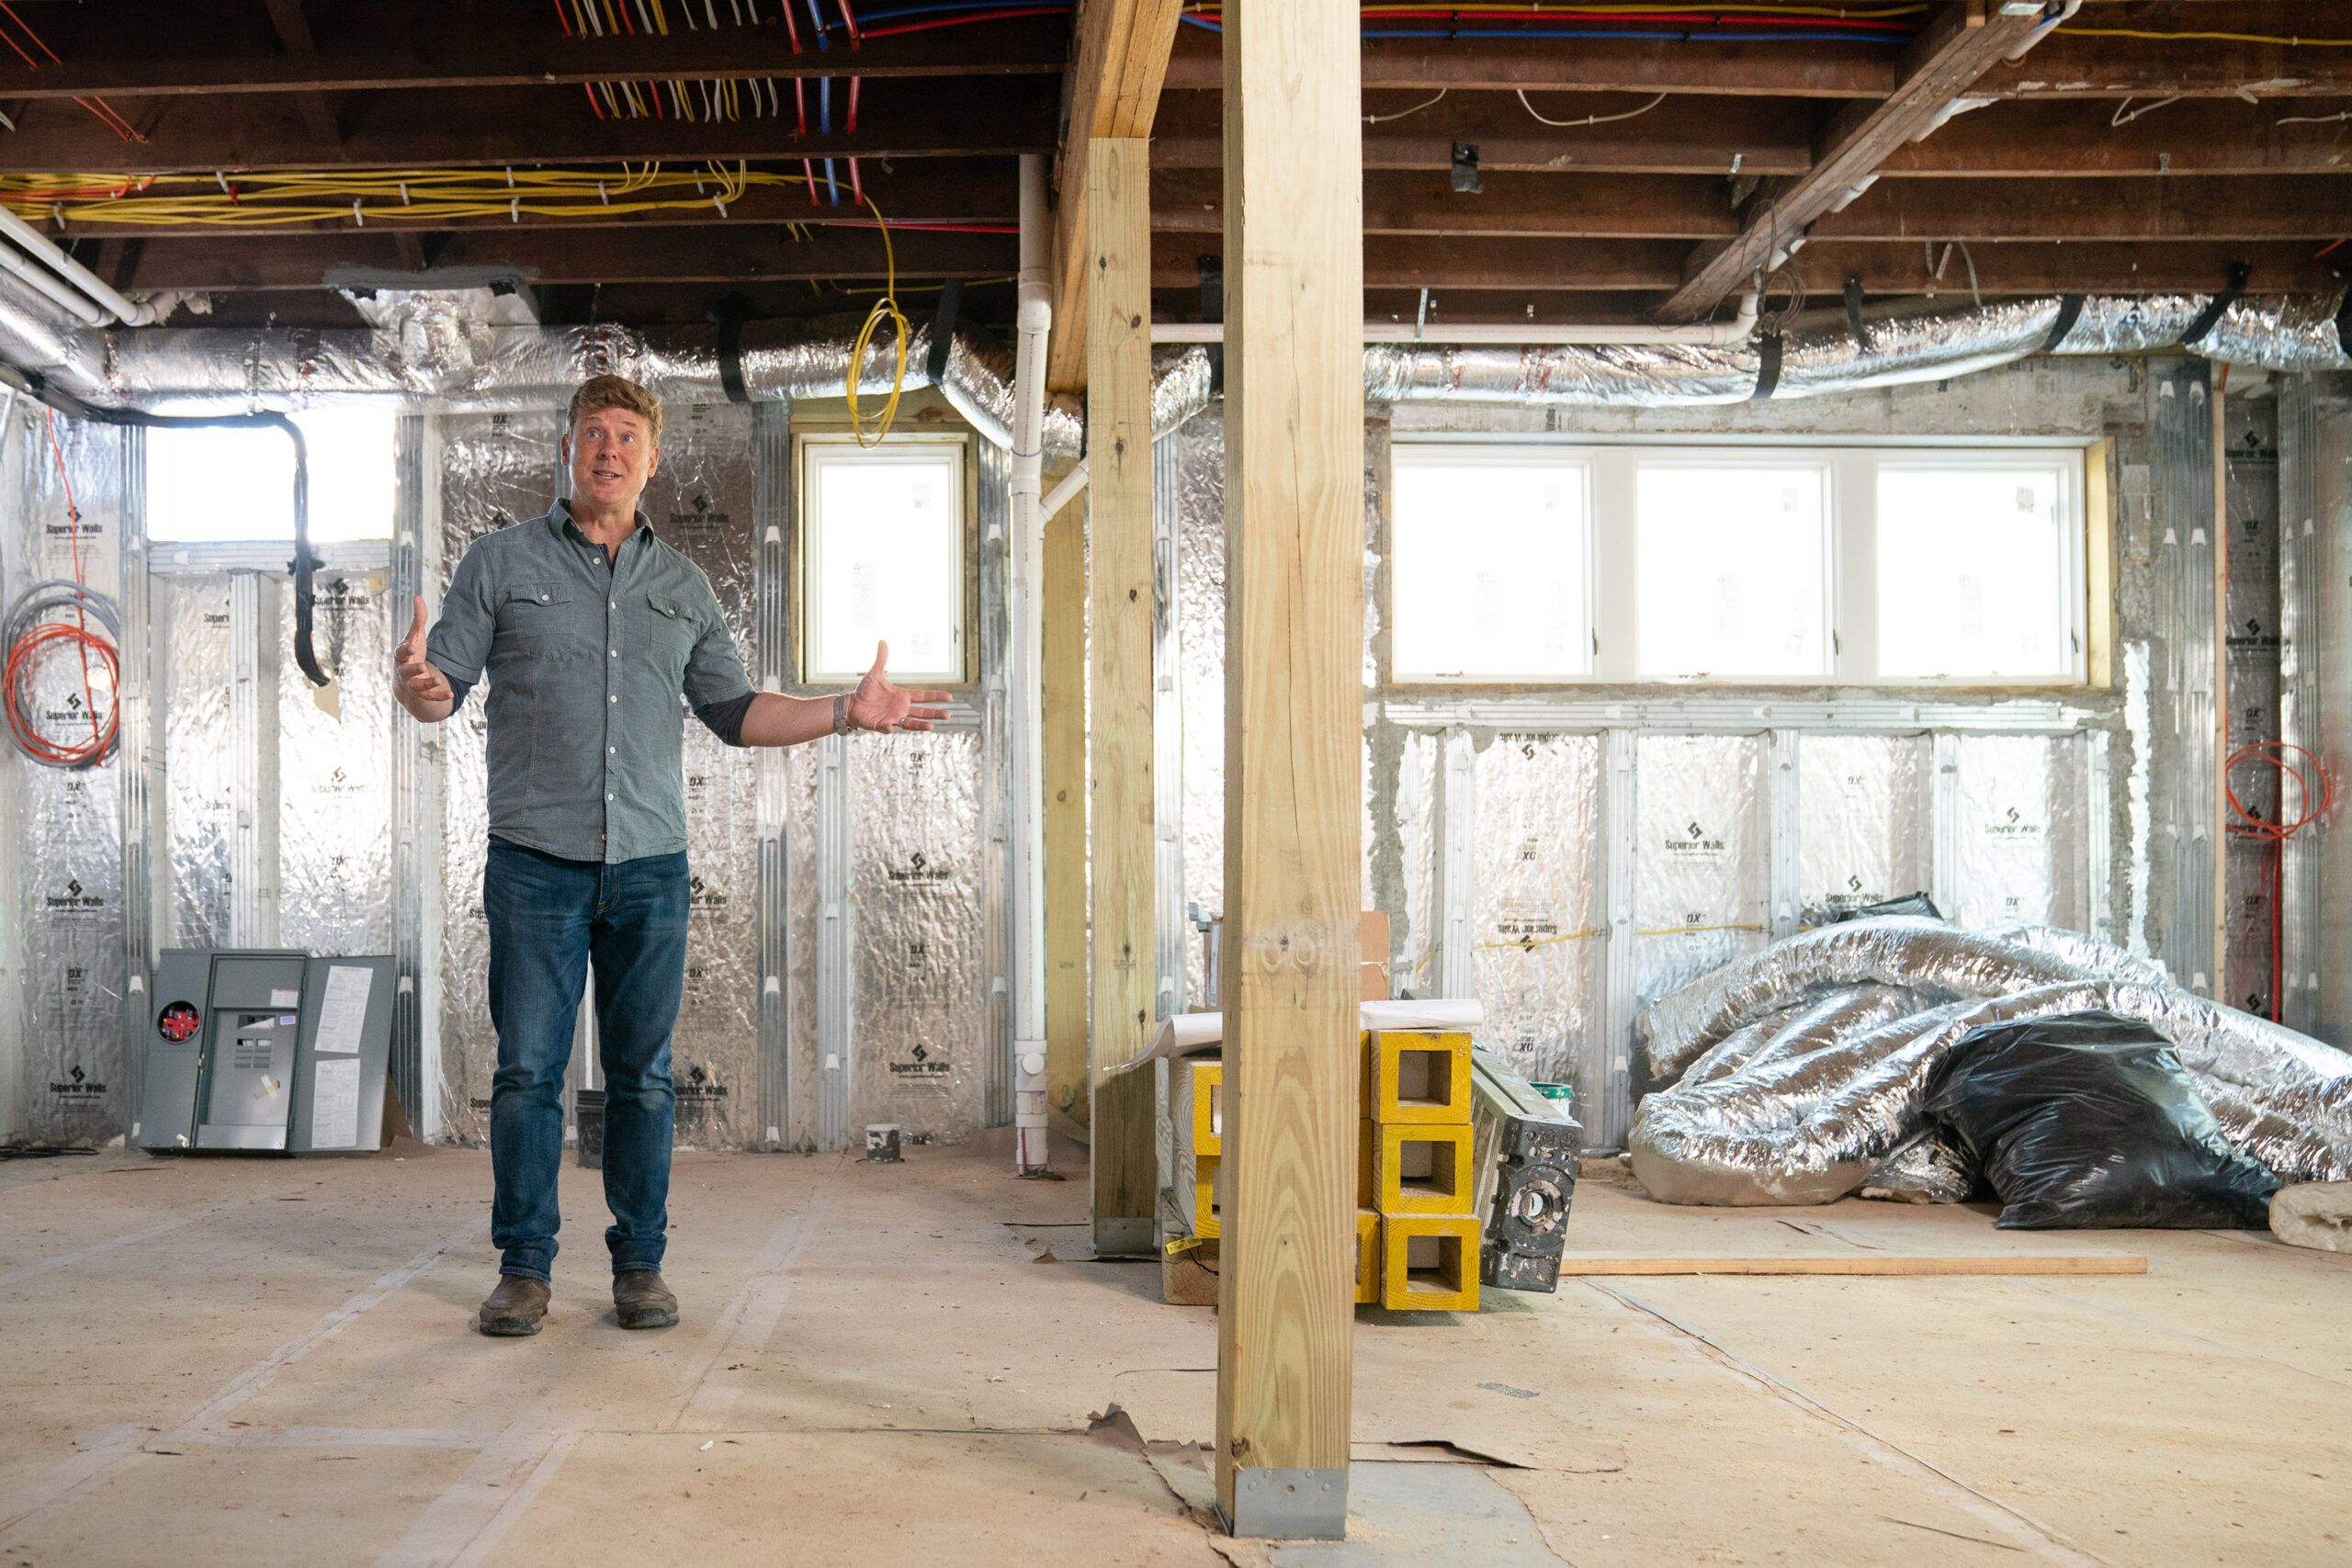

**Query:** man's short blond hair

left=568, top=373, right=662, bottom=446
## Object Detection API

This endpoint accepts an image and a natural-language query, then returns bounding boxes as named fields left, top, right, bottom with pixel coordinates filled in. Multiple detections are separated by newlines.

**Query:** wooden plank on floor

left=1087, top=134, right=1159, bottom=1258
left=1562, top=1255, right=2149, bottom=1277
left=1213, top=0, right=1365, bottom=1539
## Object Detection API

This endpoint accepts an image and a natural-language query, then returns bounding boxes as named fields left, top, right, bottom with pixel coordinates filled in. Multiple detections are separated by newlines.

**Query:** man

left=392, top=373, right=949, bottom=1337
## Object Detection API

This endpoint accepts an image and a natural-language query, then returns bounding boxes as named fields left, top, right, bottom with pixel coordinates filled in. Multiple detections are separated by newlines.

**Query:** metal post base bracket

left=1220, top=1467, right=1349, bottom=1540
left=1092, top=1216, right=1156, bottom=1258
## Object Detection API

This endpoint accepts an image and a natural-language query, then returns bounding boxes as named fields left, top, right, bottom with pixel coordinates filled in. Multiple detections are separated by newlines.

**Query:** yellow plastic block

left=1357, top=1119, right=1375, bottom=1209
left=1371, top=1122, right=1475, bottom=1216
left=1174, top=1057, right=1222, bottom=1156
left=1381, top=1213, right=1480, bottom=1313
left=1175, top=1152, right=1221, bottom=1240
left=1355, top=1209, right=1381, bottom=1304
left=1366, top=1031, right=1473, bottom=1124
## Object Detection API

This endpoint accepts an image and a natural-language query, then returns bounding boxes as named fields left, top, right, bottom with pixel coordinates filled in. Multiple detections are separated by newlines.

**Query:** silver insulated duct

left=8, top=282, right=2352, bottom=433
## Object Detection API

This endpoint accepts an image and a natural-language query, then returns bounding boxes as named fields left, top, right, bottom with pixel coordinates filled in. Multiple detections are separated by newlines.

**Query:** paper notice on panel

left=315, top=964, right=373, bottom=1055
left=311, top=1056, right=361, bottom=1150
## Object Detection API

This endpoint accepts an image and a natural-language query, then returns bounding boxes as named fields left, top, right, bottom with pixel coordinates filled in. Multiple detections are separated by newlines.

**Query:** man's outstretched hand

left=394, top=594, right=454, bottom=716
left=847, top=640, right=952, bottom=734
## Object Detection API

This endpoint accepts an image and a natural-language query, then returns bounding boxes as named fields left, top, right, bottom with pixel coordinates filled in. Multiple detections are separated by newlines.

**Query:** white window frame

left=1386, top=437, right=2091, bottom=691
left=797, top=431, right=972, bottom=687
left=1387, top=443, right=1597, bottom=682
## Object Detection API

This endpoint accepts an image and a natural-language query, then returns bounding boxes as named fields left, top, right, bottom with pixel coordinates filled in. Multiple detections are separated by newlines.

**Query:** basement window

left=1386, top=439, right=2089, bottom=689
left=144, top=409, right=396, bottom=544
left=1636, top=461, right=1831, bottom=680
left=1876, top=458, right=2080, bottom=682
left=1389, top=447, right=1592, bottom=681
left=799, top=435, right=967, bottom=685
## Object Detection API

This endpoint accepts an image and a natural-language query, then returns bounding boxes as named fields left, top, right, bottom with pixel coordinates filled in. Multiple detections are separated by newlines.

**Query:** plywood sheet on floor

left=2, top=1143, right=2347, bottom=1566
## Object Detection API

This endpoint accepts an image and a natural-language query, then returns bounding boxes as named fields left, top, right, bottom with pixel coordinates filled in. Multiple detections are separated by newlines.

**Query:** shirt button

left=610, top=648, right=617, bottom=657
left=609, top=745, right=616, bottom=754
left=538, top=592, right=548, bottom=602
left=609, top=694, right=617, bottom=704
left=606, top=793, right=615, bottom=802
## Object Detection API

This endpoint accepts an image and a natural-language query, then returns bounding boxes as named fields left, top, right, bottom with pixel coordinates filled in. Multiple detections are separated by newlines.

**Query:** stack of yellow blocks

left=1358, top=1031, right=1479, bottom=1312
left=1170, top=1055, right=1221, bottom=1242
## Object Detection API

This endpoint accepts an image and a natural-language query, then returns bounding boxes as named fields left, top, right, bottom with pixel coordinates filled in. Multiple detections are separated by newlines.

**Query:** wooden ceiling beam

left=1881, top=97, right=2352, bottom=176
left=1162, top=28, right=1897, bottom=97
left=0, top=82, right=1055, bottom=173
left=112, top=225, right=1014, bottom=289
left=1790, top=239, right=2349, bottom=297
left=1150, top=90, right=1815, bottom=175
left=0, top=15, right=1068, bottom=97
left=1150, top=168, right=1737, bottom=240
left=258, top=0, right=343, bottom=146
left=1045, top=0, right=1186, bottom=392
left=1154, top=237, right=2350, bottom=298
left=1657, top=0, right=2054, bottom=321
left=1817, top=175, right=2352, bottom=242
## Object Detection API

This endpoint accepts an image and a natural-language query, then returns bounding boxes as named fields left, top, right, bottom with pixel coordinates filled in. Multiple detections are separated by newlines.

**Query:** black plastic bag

left=1923, top=1010, right=2279, bottom=1229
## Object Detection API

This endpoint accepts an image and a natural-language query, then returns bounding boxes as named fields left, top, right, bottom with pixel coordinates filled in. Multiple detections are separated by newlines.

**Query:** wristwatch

left=833, top=693, right=854, bottom=736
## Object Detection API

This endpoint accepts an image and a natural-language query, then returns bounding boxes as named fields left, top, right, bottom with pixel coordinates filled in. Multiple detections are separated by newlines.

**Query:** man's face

left=561, top=403, right=659, bottom=514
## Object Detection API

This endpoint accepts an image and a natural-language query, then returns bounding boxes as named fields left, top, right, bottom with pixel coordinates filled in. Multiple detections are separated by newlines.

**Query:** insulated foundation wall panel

left=1469, top=733, right=1603, bottom=1091
left=1633, top=734, right=1770, bottom=1010
left=277, top=571, right=393, bottom=958
left=2153, top=360, right=2220, bottom=995
left=1396, top=728, right=1439, bottom=996
left=2279, top=375, right=2351, bottom=1043
left=847, top=727, right=989, bottom=1142
left=1942, top=733, right=2089, bottom=932
left=1170, top=410, right=1226, bottom=1007
left=2222, top=396, right=2282, bottom=1018
left=2308, top=378, right=2352, bottom=1046
left=5, top=412, right=130, bottom=1143
left=155, top=573, right=234, bottom=948
left=1795, top=734, right=1931, bottom=924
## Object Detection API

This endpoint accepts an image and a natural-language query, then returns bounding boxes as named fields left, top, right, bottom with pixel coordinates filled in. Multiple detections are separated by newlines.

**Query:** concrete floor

left=1, top=1140, right=2346, bottom=1567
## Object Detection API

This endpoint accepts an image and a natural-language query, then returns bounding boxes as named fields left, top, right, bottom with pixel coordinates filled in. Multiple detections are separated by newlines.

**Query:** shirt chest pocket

left=645, top=593, right=697, bottom=670
left=500, top=580, right=580, bottom=660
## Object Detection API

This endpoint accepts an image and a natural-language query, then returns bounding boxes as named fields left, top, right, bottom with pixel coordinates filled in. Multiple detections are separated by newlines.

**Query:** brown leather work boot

left=613, top=1269, right=679, bottom=1330
left=478, top=1274, right=550, bottom=1337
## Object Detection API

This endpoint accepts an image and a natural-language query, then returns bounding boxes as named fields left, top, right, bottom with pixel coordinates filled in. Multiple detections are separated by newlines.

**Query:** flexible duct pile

left=1628, top=919, right=2352, bottom=1206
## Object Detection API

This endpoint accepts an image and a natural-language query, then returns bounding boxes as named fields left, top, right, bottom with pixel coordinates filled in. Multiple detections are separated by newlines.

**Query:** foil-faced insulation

left=1396, top=728, right=1439, bottom=997
left=1944, top=734, right=2089, bottom=931
left=849, top=727, right=989, bottom=1141
left=1171, top=410, right=1227, bottom=1005
left=277, top=570, right=393, bottom=956
left=2222, top=395, right=2281, bottom=1016
left=1630, top=951, right=2352, bottom=1206
left=1470, top=733, right=1604, bottom=1090
left=1795, top=735, right=1930, bottom=927
left=1634, top=734, right=1770, bottom=1016
left=7, top=412, right=129, bottom=1143
left=156, top=573, right=234, bottom=948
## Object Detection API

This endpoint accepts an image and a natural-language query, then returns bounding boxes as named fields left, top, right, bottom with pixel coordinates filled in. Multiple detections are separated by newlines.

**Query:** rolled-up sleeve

left=681, top=568, right=755, bottom=714
left=426, top=540, right=497, bottom=686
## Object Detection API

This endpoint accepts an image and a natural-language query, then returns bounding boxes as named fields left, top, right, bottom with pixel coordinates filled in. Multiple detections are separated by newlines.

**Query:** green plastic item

left=1529, top=1082, right=1575, bottom=1103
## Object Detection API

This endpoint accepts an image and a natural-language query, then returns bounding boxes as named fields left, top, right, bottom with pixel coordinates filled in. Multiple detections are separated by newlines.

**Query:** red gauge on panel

left=157, top=1001, right=200, bottom=1042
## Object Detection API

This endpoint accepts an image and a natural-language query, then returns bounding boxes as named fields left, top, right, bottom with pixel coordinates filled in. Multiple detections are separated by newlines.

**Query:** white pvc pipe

left=1008, top=153, right=1053, bottom=1177
left=0, top=205, right=163, bottom=325
left=1149, top=292, right=1761, bottom=348
left=0, top=237, right=107, bottom=327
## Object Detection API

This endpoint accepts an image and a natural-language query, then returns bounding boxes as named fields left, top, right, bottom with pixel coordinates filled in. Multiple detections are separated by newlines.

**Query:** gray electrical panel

left=135, top=950, right=397, bottom=1155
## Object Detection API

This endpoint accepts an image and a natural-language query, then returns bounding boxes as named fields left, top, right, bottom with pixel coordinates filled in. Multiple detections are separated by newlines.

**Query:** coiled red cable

left=2224, top=740, right=2332, bottom=1021
left=3, top=409, right=118, bottom=768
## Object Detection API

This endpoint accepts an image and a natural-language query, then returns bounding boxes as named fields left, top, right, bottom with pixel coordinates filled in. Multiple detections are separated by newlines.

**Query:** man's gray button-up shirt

left=424, top=500, right=755, bottom=864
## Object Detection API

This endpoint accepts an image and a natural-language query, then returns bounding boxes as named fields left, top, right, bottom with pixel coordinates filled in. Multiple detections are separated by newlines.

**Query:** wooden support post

left=1043, top=495, right=1090, bottom=1126
left=1214, top=0, right=1365, bottom=1540
left=1087, top=136, right=1159, bottom=1256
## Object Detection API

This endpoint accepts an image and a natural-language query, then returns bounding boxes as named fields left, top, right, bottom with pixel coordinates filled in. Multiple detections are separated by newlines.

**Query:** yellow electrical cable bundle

left=845, top=194, right=907, bottom=447
left=0, top=162, right=827, bottom=228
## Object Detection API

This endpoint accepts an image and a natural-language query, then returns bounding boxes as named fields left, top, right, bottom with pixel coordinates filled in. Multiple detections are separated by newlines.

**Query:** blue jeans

left=483, top=838, right=689, bottom=1283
